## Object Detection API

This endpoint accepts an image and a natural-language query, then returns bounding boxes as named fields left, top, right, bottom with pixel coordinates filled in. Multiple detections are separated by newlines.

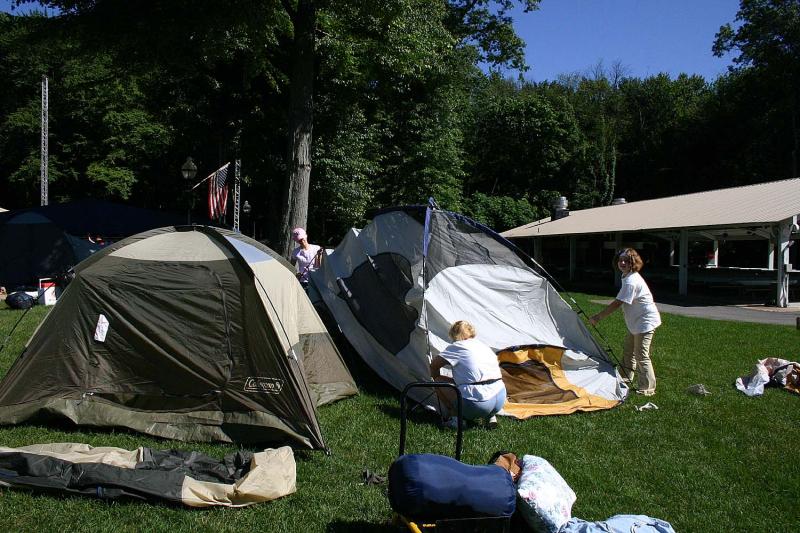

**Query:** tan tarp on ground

left=0, top=443, right=296, bottom=507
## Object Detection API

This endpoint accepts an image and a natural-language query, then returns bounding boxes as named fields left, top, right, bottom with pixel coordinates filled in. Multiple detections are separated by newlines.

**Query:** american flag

left=207, top=163, right=230, bottom=220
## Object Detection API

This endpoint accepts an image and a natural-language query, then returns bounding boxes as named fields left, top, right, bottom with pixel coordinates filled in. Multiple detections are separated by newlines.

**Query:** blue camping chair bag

left=6, top=291, right=35, bottom=310
left=388, top=454, right=516, bottom=521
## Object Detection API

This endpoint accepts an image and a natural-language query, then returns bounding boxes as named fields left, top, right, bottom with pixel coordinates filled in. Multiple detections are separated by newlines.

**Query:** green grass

left=0, top=295, right=798, bottom=532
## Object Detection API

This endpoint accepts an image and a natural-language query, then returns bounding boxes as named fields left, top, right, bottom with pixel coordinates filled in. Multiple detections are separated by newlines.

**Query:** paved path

left=591, top=300, right=800, bottom=326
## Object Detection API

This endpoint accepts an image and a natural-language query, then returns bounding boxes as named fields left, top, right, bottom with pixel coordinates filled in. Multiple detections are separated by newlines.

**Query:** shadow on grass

left=314, top=301, right=401, bottom=401
left=325, top=520, right=397, bottom=532
left=329, top=334, right=400, bottom=401
left=377, top=401, right=441, bottom=429
left=327, top=516, right=529, bottom=533
left=0, top=416, right=327, bottom=459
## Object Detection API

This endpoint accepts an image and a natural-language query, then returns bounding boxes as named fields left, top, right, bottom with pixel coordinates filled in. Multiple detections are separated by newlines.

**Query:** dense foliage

left=0, top=1, right=797, bottom=246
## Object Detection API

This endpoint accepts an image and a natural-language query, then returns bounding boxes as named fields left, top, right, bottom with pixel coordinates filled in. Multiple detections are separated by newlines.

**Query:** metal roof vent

left=611, top=198, right=627, bottom=205
left=551, top=196, right=569, bottom=220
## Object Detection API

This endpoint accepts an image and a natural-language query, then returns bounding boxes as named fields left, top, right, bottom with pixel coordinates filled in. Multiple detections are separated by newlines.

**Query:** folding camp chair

left=393, top=382, right=511, bottom=533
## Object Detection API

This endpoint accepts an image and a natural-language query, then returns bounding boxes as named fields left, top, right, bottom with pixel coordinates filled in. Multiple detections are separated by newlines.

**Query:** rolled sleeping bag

left=388, top=453, right=516, bottom=521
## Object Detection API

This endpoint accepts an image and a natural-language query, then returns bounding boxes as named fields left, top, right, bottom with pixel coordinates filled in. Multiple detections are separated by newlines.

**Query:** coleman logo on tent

left=244, top=377, right=284, bottom=394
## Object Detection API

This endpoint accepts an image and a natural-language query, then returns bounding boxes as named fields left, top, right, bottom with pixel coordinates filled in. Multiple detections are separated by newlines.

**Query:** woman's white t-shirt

left=438, top=338, right=504, bottom=401
left=292, top=244, right=321, bottom=283
left=616, top=272, right=662, bottom=334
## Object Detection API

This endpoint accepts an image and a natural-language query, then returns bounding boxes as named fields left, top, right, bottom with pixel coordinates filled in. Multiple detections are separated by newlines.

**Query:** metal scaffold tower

left=233, top=159, right=241, bottom=232
left=40, top=75, right=49, bottom=206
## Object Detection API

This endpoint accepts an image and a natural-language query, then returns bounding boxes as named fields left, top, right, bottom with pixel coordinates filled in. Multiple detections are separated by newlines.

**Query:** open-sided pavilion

left=502, top=178, right=800, bottom=307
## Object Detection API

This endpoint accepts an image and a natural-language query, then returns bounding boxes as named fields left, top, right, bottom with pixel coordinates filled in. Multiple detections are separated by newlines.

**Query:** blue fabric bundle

left=388, top=454, right=516, bottom=521
left=562, top=514, right=676, bottom=532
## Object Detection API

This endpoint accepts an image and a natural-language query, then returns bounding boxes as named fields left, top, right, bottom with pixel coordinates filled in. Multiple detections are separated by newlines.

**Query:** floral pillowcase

left=516, top=455, right=576, bottom=533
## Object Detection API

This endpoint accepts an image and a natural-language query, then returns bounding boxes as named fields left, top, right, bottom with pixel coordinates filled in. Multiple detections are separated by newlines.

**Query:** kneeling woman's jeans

left=461, top=387, right=507, bottom=420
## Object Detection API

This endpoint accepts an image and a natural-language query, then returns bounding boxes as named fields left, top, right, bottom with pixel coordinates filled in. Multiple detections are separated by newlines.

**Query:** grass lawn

left=0, top=293, right=798, bottom=532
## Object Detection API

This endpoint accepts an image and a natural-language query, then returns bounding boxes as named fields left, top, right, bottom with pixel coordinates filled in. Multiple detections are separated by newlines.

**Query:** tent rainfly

left=311, top=205, right=628, bottom=418
left=0, top=226, right=357, bottom=449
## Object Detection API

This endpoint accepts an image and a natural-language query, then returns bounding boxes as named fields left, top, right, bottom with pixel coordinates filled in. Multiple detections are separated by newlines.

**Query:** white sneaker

left=487, top=415, right=498, bottom=429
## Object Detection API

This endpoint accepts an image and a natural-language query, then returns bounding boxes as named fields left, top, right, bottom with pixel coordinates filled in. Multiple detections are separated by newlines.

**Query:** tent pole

left=679, top=229, right=689, bottom=297
left=421, top=201, right=434, bottom=362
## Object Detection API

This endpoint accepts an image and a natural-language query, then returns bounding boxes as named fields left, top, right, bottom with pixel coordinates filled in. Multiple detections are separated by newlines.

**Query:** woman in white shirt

left=589, top=248, right=662, bottom=396
left=430, top=320, right=507, bottom=428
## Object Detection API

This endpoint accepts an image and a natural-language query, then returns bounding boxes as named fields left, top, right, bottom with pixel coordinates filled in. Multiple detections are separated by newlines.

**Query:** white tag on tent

left=94, top=314, right=109, bottom=342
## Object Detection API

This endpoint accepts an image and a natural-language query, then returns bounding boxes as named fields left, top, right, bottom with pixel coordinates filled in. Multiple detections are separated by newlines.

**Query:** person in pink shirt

left=290, top=227, right=322, bottom=289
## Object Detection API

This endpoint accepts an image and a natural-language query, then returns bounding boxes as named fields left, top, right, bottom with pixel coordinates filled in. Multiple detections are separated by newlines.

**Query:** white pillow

left=516, top=455, right=576, bottom=533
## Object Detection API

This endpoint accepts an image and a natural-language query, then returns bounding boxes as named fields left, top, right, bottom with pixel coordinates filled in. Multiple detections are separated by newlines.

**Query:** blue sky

left=509, top=0, right=740, bottom=81
left=1, top=0, right=741, bottom=82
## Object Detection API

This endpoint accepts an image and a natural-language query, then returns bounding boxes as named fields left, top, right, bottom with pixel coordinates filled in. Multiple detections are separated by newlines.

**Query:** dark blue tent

left=0, top=200, right=190, bottom=289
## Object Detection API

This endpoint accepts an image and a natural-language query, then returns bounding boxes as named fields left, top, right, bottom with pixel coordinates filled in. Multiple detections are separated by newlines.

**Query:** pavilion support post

left=614, top=232, right=623, bottom=288
left=669, top=239, right=676, bottom=266
left=775, top=217, right=795, bottom=307
left=533, top=237, right=543, bottom=265
left=767, top=239, right=775, bottom=269
left=569, top=236, right=577, bottom=282
left=679, top=229, right=689, bottom=296
left=710, top=240, right=719, bottom=268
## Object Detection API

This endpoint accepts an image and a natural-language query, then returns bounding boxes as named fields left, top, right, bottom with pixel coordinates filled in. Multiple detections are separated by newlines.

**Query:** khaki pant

left=621, top=330, right=656, bottom=393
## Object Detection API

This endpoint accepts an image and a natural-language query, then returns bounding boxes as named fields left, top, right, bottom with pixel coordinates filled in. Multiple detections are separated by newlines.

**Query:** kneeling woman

left=430, top=320, right=507, bottom=428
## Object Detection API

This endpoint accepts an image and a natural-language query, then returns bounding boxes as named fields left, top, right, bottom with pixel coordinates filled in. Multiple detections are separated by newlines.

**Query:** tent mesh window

left=336, top=252, right=418, bottom=355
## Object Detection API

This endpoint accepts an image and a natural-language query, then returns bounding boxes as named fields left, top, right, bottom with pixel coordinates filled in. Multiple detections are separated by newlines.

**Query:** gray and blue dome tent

left=311, top=203, right=628, bottom=417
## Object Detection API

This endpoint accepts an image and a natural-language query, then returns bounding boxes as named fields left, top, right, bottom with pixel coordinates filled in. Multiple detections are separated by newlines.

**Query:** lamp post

left=242, top=200, right=254, bottom=238
left=181, top=157, right=197, bottom=224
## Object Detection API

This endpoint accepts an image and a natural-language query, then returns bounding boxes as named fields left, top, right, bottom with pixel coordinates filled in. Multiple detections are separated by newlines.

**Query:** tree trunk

left=278, top=0, right=315, bottom=258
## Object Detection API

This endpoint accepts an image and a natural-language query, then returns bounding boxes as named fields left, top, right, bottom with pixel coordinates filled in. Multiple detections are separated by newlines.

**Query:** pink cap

left=291, top=227, right=307, bottom=242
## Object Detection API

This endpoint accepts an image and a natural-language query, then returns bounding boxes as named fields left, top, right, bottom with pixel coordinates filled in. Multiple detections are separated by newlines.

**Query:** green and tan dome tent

left=0, top=226, right=356, bottom=449
left=310, top=204, right=627, bottom=418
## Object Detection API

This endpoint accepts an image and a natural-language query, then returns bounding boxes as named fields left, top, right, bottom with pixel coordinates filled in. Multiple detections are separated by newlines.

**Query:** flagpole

left=190, top=172, right=216, bottom=190
left=191, top=162, right=230, bottom=191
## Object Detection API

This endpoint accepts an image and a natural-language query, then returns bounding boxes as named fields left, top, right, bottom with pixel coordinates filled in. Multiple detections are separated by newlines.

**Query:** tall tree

left=563, top=62, right=629, bottom=207
left=274, top=0, right=541, bottom=255
left=7, top=1, right=541, bottom=246
left=0, top=12, right=174, bottom=206
left=464, top=76, right=580, bottom=200
left=714, top=0, right=800, bottom=179
left=616, top=73, right=710, bottom=199
left=306, top=0, right=467, bottom=238
left=278, top=0, right=315, bottom=256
